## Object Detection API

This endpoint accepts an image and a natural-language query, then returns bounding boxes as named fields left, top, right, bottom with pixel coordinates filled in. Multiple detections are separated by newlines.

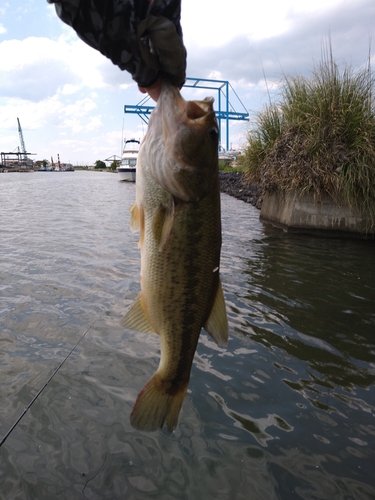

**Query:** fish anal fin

left=204, top=279, right=228, bottom=348
left=120, top=293, right=156, bottom=334
left=130, top=374, right=188, bottom=432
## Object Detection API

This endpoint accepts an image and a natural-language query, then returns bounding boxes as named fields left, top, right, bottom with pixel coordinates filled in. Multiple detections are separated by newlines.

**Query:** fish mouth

left=185, top=98, right=215, bottom=120
left=151, top=82, right=219, bottom=201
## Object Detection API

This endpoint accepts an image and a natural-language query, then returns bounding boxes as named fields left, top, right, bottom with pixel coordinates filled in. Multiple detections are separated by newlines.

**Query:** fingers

left=138, top=76, right=163, bottom=102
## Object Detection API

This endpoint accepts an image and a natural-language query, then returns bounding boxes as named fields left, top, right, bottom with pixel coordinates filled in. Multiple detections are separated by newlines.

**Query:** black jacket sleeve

left=47, top=0, right=186, bottom=88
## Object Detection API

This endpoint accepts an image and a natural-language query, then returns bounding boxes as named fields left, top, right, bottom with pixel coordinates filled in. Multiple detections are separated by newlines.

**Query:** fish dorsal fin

left=204, top=279, right=228, bottom=347
left=159, top=198, right=176, bottom=251
left=120, top=293, right=157, bottom=334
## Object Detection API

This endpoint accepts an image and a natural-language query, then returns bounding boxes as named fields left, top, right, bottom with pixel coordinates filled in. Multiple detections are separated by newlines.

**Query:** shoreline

left=219, top=171, right=262, bottom=210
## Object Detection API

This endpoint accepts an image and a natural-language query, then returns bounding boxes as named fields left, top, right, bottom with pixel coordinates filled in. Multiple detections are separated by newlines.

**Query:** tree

left=95, top=160, right=106, bottom=169
left=109, top=160, right=119, bottom=171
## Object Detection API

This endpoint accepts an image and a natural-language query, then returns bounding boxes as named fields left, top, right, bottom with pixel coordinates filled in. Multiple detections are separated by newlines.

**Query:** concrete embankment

left=219, top=172, right=374, bottom=238
left=260, top=191, right=374, bottom=238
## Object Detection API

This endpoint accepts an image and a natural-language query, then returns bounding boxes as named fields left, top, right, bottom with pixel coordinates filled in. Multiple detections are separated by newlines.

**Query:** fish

left=121, top=81, right=228, bottom=432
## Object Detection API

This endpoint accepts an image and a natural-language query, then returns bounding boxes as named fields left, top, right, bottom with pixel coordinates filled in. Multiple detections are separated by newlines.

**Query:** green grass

left=240, top=44, right=375, bottom=228
left=219, top=160, right=246, bottom=172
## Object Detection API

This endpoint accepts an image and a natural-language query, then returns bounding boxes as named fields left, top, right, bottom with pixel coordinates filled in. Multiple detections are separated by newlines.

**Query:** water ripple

left=0, top=174, right=374, bottom=499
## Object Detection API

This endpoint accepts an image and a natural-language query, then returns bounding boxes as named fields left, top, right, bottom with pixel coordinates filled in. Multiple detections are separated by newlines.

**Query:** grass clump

left=219, top=160, right=246, bottom=172
left=240, top=46, right=375, bottom=228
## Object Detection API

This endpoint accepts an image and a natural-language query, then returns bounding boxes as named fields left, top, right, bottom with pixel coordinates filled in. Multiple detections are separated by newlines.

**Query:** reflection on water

left=0, top=172, right=374, bottom=499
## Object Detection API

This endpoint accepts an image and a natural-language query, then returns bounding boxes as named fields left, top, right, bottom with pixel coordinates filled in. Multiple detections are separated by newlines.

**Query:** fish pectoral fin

left=159, top=198, right=176, bottom=251
left=204, top=279, right=228, bottom=348
left=130, top=203, right=145, bottom=248
left=129, top=203, right=139, bottom=232
left=120, top=293, right=157, bottom=334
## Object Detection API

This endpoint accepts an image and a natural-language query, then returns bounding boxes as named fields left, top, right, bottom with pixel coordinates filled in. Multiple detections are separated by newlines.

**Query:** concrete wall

left=260, top=191, right=374, bottom=238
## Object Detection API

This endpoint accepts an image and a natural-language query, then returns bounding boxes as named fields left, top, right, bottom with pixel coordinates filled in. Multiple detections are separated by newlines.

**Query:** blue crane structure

left=124, top=77, right=249, bottom=151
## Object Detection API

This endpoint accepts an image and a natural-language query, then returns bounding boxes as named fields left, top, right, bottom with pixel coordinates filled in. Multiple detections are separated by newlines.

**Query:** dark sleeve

left=47, top=0, right=186, bottom=88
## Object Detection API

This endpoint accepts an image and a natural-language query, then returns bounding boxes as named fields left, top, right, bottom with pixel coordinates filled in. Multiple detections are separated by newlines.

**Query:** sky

left=0, top=0, right=374, bottom=165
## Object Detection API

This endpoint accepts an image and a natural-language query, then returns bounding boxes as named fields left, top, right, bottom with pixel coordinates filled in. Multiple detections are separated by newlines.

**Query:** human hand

left=137, top=16, right=186, bottom=92
left=138, top=76, right=163, bottom=102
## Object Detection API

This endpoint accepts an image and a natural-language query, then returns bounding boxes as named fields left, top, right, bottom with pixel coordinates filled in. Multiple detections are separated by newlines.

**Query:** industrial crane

left=124, top=77, right=249, bottom=151
left=17, top=117, right=28, bottom=161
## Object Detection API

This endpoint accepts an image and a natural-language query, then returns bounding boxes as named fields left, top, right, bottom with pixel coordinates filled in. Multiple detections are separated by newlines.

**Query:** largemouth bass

left=121, top=81, right=228, bottom=432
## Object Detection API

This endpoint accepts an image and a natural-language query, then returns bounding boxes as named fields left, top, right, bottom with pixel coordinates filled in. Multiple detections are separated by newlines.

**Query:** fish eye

left=208, top=127, right=218, bottom=140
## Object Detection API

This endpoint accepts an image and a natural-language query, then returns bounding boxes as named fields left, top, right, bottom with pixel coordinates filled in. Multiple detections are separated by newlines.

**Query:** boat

left=117, top=139, right=140, bottom=182
left=218, top=144, right=242, bottom=163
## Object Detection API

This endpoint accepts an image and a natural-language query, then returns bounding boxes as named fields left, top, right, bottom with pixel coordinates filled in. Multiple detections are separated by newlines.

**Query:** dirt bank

left=219, top=171, right=262, bottom=210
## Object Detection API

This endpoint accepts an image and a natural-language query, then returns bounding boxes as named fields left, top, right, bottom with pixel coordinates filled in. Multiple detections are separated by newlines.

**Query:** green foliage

left=73, top=165, right=89, bottom=170
left=219, top=160, right=246, bottom=172
left=241, top=44, right=375, bottom=227
left=108, top=160, right=119, bottom=171
left=238, top=104, right=284, bottom=180
left=94, top=160, right=106, bottom=170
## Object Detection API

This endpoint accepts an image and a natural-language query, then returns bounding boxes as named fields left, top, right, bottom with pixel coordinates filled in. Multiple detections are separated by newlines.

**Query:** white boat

left=117, top=139, right=140, bottom=181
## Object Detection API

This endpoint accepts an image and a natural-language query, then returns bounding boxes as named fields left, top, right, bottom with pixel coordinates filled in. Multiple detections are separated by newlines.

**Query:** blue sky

left=0, top=0, right=373, bottom=165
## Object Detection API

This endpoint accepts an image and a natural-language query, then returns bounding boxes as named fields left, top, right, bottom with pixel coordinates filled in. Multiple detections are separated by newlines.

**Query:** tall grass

left=241, top=46, right=375, bottom=227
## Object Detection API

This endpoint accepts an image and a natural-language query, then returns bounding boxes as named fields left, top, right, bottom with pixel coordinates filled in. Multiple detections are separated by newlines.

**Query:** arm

left=48, top=0, right=186, bottom=94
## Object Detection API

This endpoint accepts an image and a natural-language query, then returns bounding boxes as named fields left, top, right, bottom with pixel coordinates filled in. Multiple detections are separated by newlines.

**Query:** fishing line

left=0, top=319, right=97, bottom=448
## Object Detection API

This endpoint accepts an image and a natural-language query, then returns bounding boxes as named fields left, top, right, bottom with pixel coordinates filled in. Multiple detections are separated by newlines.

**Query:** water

left=1, top=171, right=374, bottom=500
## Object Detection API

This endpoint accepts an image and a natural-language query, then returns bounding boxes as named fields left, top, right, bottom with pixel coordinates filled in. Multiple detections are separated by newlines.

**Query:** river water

left=0, top=171, right=374, bottom=500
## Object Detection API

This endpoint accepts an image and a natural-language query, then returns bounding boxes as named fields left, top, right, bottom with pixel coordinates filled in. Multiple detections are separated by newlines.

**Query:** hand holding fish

left=48, top=0, right=186, bottom=92
left=138, top=76, right=163, bottom=102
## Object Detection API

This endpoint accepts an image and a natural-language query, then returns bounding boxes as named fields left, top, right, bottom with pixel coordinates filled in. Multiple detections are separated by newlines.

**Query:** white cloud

left=85, top=115, right=103, bottom=132
left=0, top=96, right=63, bottom=130
left=60, top=98, right=98, bottom=133
left=181, top=0, right=347, bottom=48
left=0, top=34, right=127, bottom=105
left=61, top=84, right=81, bottom=96
left=186, top=0, right=374, bottom=88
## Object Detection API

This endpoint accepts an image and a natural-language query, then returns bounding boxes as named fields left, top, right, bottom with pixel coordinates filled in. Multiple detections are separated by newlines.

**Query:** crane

left=124, top=77, right=249, bottom=151
left=17, top=118, right=28, bottom=161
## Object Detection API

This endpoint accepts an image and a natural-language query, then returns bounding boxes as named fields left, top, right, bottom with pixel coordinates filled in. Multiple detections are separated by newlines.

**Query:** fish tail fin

left=130, top=374, right=188, bottom=432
